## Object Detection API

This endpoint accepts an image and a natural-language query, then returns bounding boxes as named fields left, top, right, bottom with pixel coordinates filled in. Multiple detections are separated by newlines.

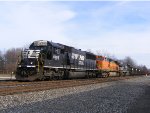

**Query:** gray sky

left=0, top=1, right=150, bottom=67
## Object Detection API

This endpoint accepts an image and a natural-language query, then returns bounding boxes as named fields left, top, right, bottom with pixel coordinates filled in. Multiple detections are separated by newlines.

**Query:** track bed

left=0, top=76, right=139, bottom=96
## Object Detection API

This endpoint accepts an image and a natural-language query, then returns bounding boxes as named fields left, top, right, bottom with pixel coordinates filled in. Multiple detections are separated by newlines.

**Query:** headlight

left=31, top=62, right=33, bottom=64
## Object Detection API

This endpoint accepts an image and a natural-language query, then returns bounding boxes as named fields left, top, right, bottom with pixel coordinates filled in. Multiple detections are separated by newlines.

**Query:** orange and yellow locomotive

left=96, top=56, right=119, bottom=77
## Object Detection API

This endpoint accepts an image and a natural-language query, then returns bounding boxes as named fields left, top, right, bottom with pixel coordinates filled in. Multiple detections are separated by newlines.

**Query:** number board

left=34, top=40, right=47, bottom=46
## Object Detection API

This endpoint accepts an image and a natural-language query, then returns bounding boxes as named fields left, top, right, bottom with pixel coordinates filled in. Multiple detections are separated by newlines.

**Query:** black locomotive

left=16, top=40, right=97, bottom=81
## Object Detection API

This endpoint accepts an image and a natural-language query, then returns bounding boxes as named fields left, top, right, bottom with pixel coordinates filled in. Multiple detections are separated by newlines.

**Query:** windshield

left=29, top=46, right=47, bottom=50
left=22, top=49, right=41, bottom=59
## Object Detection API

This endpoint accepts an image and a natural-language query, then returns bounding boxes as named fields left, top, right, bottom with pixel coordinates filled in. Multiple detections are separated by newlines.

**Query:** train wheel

left=63, top=70, right=69, bottom=79
left=96, top=73, right=101, bottom=78
left=85, top=72, right=90, bottom=78
left=57, top=71, right=64, bottom=80
left=106, top=73, right=109, bottom=77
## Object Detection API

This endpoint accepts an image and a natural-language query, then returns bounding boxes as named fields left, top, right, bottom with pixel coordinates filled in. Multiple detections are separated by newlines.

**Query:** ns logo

left=71, top=53, right=85, bottom=61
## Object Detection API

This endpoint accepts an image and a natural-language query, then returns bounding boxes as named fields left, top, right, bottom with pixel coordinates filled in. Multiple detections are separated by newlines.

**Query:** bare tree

left=4, top=48, right=22, bottom=73
left=123, top=56, right=137, bottom=67
left=96, top=50, right=109, bottom=56
left=96, top=50, right=117, bottom=60
left=138, top=65, right=148, bottom=74
left=0, top=51, right=4, bottom=71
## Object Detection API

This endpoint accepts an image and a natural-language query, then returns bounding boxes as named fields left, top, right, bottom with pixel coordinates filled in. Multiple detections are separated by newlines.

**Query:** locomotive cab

left=16, top=40, right=64, bottom=81
left=16, top=40, right=50, bottom=80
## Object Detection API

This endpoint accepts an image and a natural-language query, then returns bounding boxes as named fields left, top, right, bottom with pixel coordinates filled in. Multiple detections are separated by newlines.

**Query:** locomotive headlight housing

left=31, top=62, right=33, bottom=64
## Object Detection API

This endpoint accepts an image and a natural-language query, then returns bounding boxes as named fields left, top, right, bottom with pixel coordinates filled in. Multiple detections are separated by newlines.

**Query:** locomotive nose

left=20, top=69, right=28, bottom=77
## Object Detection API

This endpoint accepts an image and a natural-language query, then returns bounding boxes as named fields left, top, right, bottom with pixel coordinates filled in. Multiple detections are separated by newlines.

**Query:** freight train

left=16, top=40, right=140, bottom=81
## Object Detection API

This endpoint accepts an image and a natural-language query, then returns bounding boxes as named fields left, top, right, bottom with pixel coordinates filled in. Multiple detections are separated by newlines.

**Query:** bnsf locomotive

left=16, top=40, right=137, bottom=81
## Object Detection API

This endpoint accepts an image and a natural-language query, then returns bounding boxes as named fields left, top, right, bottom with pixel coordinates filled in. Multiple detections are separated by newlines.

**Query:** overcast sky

left=0, top=1, right=150, bottom=67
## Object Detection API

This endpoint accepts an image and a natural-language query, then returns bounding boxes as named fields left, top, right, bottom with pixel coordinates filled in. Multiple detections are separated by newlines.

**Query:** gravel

left=0, top=80, right=115, bottom=109
left=0, top=76, right=149, bottom=113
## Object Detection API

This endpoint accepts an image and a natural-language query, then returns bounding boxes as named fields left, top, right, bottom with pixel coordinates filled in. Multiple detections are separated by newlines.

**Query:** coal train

left=16, top=40, right=140, bottom=81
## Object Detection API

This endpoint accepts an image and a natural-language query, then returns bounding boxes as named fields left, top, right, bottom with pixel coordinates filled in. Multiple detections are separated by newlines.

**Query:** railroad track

left=0, top=76, right=139, bottom=96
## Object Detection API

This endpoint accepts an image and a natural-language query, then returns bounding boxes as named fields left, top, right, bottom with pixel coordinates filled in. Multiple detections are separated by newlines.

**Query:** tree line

left=0, top=48, right=22, bottom=74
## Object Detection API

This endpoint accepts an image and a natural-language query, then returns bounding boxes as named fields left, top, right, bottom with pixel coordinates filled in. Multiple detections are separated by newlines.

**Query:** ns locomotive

left=16, top=40, right=97, bottom=81
left=16, top=40, right=137, bottom=81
